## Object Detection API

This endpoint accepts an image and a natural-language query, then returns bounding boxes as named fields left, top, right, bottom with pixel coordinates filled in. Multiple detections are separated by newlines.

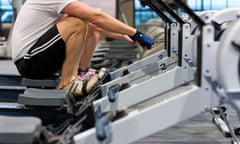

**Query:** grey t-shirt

left=11, top=0, right=77, bottom=62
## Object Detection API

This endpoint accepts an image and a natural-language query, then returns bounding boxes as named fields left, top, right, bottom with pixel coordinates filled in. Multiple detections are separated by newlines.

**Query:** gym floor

left=134, top=110, right=239, bottom=144
left=1, top=60, right=239, bottom=144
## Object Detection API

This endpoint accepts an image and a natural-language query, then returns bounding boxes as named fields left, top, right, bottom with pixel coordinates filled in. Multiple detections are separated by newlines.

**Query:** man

left=11, top=0, right=155, bottom=97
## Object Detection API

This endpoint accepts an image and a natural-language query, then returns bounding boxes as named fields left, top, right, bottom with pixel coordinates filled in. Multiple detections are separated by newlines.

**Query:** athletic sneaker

left=59, top=76, right=84, bottom=97
left=60, top=68, right=106, bottom=97
left=78, top=68, right=96, bottom=80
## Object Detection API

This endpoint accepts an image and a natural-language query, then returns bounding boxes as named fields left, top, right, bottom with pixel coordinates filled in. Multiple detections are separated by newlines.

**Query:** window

left=134, top=0, right=240, bottom=26
left=0, top=0, right=13, bottom=23
left=134, top=0, right=158, bottom=26
left=188, top=0, right=240, bottom=10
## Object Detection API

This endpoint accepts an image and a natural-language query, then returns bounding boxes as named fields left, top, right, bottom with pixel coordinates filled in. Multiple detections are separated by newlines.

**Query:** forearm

left=89, top=12, right=136, bottom=36
left=63, top=1, right=137, bottom=36
left=63, top=1, right=154, bottom=49
left=101, top=30, right=134, bottom=43
left=89, top=23, right=134, bottom=43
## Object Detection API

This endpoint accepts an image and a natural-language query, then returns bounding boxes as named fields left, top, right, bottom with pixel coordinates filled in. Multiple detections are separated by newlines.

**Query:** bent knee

left=67, top=17, right=86, bottom=29
left=57, top=16, right=87, bottom=35
left=88, top=23, right=101, bottom=39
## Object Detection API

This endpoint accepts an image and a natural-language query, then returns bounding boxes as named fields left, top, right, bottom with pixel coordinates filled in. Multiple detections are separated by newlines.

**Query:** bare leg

left=79, top=23, right=101, bottom=70
left=56, top=17, right=88, bottom=87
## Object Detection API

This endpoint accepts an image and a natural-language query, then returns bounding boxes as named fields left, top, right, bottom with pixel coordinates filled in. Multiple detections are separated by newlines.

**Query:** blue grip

left=96, top=112, right=114, bottom=141
left=130, top=30, right=155, bottom=49
left=96, top=117, right=109, bottom=141
left=108, top=84, right=121, bottom=103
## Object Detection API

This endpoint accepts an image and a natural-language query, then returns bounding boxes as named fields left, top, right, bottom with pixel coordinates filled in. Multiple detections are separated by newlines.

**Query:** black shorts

left=15, top=25, right=66, bottom=79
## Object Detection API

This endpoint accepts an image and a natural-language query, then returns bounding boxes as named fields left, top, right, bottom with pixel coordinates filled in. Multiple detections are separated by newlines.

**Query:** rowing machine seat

left=18, top=76, right=76, bottom=113
left=0, top=116, right=42, bottom=144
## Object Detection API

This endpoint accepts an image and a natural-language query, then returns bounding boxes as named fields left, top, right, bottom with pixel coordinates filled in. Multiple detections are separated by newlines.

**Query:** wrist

left=130, top=30, right=142, bottom=41
left=128, top=29, right=155, bottom=49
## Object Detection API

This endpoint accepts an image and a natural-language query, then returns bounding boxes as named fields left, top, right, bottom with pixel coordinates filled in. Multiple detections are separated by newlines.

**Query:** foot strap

left=82, top=80, right=89, bottom=96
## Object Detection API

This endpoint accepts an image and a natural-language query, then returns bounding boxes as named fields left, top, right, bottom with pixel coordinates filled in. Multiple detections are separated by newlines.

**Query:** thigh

left=16, top=25, right=66, bottom=79
left=56, top=16, right=87, bottom=43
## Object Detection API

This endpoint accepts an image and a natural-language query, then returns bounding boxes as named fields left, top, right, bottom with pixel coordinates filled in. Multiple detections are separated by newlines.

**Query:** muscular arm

left=88, top=23, right=134, bottom=43
left=62, top=1, right=137, bottom=36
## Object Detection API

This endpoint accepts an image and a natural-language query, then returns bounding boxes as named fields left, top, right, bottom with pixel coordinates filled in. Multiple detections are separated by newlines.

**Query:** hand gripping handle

left=130, top=30, right=155, bottom=49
